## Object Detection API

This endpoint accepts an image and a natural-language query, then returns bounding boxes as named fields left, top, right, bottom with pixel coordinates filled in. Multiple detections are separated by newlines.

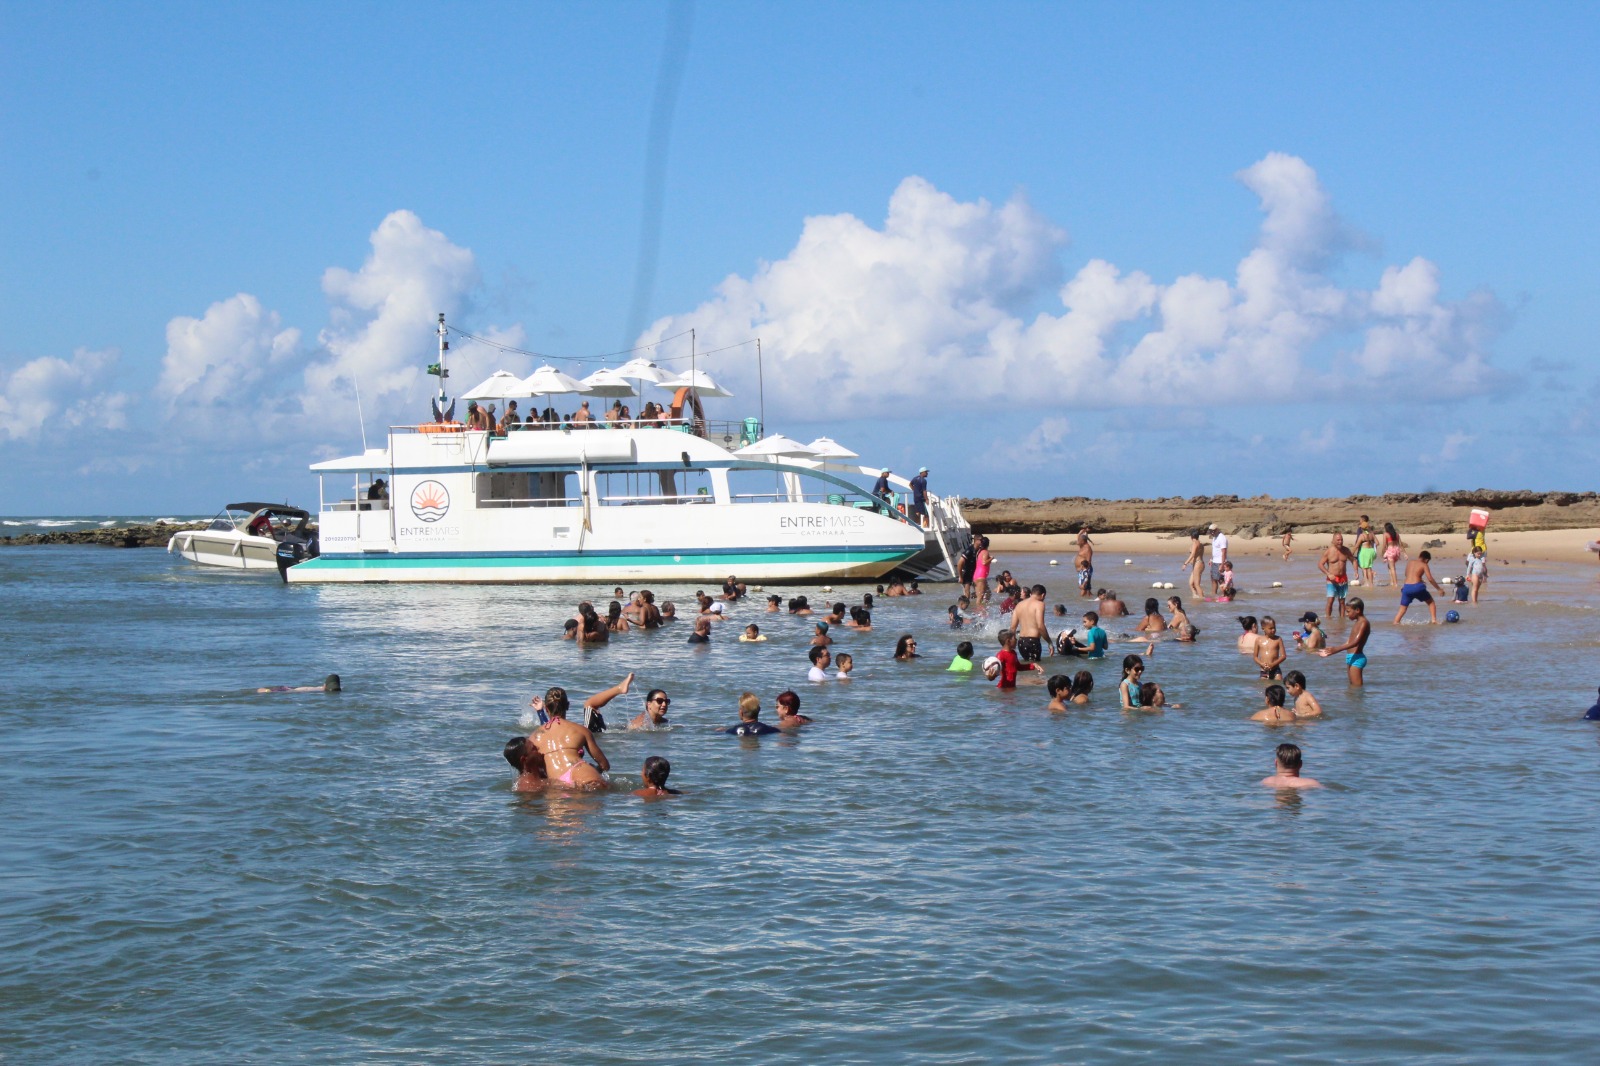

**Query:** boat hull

left=286, top=543, right=916, bottom=584
left=167, top=531, right=282, bottom=571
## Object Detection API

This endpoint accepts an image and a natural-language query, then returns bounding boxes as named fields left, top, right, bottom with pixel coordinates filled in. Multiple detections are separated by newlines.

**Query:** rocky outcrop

left=2, top=522, right=210, bottom=548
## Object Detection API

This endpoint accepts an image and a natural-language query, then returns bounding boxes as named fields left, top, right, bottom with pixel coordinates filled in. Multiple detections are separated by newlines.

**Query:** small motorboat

left=167, top=502, right=317, bottom=571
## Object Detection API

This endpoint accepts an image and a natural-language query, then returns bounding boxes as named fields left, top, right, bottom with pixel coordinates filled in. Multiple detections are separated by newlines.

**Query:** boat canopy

left=309, top=449, right=393, bottom=472
left=227, top=503, right=311, bottom=519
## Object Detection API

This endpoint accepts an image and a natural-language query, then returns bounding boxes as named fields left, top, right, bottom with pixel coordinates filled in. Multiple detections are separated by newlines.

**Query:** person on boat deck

left=247, top=511, right=274, bottom=537
left=367, top=479, right=388, bottom=501
left=571, top=401, right=594, bottom=426
left=872, top=467, right=892, bottom=501
left=497, top=401, right=519, bottom=434
left=640, top=401, right=659, bottom=425
left=605, top=401, right=623, bottom=424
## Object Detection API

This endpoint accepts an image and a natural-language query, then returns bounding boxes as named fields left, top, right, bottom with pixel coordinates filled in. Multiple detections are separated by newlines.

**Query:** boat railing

left=731, top=492, right=887, bottom=508
left=597, top=493, right=715, bottom=506
left=476, top=497, right=582, bottom=508
left=393, top=418, right=761, bottom=447
left=328, top=500, right=392, bottom=512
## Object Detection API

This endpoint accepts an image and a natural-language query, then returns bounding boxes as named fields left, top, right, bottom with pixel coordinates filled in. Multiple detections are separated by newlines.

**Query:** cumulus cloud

left=304, top=209, right=504, bottom=423
left=1420, top=431, right=1475, bottom=466
left=0, top=347, right=128, bottom=442
left=636, top=154, right=1504, bottom=419
left=157, top=293, right=300, bottom=408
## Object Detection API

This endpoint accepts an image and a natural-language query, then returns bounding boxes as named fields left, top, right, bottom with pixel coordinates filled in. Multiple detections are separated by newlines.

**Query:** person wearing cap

left=1208, top=523, right=1229, bottom=598
left=909, top=466, right=929, bottom=528
left=1293, top=612, right=1326, bottom=651
left=872, top=467, right=892, bottom=504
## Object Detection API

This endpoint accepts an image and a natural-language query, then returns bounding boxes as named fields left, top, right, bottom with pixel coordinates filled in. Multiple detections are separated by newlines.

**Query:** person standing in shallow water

left=1181, top=531, right=1205, bottom=599
left=1320, top=596, right=1371, bottom=686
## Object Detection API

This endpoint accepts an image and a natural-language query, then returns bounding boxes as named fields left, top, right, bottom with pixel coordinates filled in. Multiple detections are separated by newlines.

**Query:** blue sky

left=3, top=2, right=1597, bottom=513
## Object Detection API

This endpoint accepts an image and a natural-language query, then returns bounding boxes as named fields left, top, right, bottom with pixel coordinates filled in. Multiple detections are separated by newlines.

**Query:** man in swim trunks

left=1319, top=533, right=1357, bottom=620
left=1254, top=616, right=1286, bottom=680
left=1392, top=550, right=1446, bottom=625
left=1319, top=596, right=1370, bottom=686
left=1354, top=515, right=1377, bottom=587
left=1009, top=583, right=1051, bottom=663
left=1075, top=529, right=1095, bottom=598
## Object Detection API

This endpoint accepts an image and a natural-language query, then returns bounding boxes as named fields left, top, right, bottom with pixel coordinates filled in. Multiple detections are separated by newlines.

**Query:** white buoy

left=821, top=586, right=833, bottom=593
left=1351, top=579, right=1361, bottom=587
left=1049, top=559, right=1059, bottom=566
left=1124, top=558, right=1133, bottom=565
left=1271, top=581, right=1283, bottom=588
left=1151, top=582, right=1163, bottom=589
left=1163, top=582, right=1176, bottom=589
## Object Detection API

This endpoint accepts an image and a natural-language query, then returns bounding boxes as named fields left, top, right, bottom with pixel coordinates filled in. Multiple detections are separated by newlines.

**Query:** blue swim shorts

left=1327, top=581, right=1348, bottom=599
left=1399, top=582, right=1432, bottom=606
left=1077, top=566, right=1092, bottom=589
left=1345, top=652, right=1368, bottom=670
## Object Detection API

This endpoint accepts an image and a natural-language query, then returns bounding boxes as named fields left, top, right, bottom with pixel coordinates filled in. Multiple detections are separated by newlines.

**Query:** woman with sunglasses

left=628, top=686, right=673, bottom=730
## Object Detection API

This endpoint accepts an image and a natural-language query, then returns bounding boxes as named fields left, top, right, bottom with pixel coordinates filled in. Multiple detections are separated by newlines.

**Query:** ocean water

left=4, top=542, right=1600, bottom=1063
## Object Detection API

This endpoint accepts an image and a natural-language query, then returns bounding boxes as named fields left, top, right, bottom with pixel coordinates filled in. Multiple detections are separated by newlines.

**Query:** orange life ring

left=418, top=422, right=463, bottom=434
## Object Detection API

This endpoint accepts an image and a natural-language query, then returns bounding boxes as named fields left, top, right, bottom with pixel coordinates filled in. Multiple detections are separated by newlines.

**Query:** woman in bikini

left=530, top=677, right=630, bottom=788
left=973, top=536, right=994, bottom=608
left=1381, top=522, right=1406, bottom=587
left=1181, top=531, right=1205, bottom=600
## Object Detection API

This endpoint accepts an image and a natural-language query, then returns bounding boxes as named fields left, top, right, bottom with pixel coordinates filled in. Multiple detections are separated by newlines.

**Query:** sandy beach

left=988, top=529, right=1600, bottom=565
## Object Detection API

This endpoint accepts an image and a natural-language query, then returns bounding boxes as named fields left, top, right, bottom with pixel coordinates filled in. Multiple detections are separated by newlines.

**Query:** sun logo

left=410, top=480, right=450, bottom=523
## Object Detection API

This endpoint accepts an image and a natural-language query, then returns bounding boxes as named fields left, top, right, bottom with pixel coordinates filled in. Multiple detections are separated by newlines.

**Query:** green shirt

left=948, top=656, right=973, bottom=673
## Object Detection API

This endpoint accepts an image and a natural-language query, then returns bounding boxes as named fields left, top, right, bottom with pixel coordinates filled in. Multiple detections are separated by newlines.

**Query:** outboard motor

left=276, top=540, right=307, bottom=583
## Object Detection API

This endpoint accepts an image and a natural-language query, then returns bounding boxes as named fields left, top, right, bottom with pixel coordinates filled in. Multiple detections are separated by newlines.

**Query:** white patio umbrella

left=579, top=368, right=642, bottom=398
left=805, top=436, right=860, bottom=459
left=520, top=365, right=592, bottom=396
left=614, top=356, right=673, bottom=386
left=656, top=369, right=733, bottom=398
left=732, top=434, right=818, bottom=458
left=460, top=370, right=533, bottom=400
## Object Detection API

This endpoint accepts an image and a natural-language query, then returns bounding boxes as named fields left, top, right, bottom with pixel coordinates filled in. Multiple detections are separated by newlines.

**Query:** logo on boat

left=410, top=480, right=451, bottom=523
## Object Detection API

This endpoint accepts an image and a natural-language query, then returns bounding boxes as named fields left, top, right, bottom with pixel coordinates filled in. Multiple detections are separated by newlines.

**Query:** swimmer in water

left=1292, top=612, right=1325, bottom=651
left=1236, top=616, right=1260, bottom=655
left=628, top=688, right=673, bottom=730
left=1117, top=654, right=1145, bottom=709
left=1261, top=742, right=1322, bottom=789
left=1068, top=670, right=1094, bottom=705
left=834, top=652, right=854, bottom=680
left=1319, top=597, right=1370, bottom=686
left=257, top=674, right=341, bottom=693
left=1254, top=616, right=1286, bottom=681
left=530, top=679, right=621, bottom=788
left=1137, top=681, right=1179, bottom=709
left=1047, top=674, right=1072, bottom=712
left=1392, top=550, right=1445, bottom=625
left=725, top=692, right=781, bottom=735
left=502, top=736, right=547, bottom=792
left=632, top=756, right=681, bottom=799
left=775, top=689, right=812, bottom=727
left=1251, top=684, right=1297, bottom=724
left=1284, top=670, right=1322, bottom=717
left=739, top=623, right=767, bottom=643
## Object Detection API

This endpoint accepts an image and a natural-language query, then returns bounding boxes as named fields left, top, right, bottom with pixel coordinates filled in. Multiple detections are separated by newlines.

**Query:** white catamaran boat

left=168, top=503, right=317, bottom=571
left=283, top=317, right=970, bottom=584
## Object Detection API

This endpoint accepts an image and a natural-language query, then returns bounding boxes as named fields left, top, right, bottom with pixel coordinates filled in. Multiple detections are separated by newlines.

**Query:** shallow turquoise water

left=4, top=543, right=1600, bottom=1062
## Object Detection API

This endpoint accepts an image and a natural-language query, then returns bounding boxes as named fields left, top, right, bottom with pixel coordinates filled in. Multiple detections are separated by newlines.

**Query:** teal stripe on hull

left=294, top=548, right=913, bottom=572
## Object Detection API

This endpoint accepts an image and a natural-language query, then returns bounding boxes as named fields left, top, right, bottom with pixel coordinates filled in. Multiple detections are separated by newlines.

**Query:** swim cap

left=1444, top=610, right=1460, bottom=623
left=816, top=621, right=828, bottom=631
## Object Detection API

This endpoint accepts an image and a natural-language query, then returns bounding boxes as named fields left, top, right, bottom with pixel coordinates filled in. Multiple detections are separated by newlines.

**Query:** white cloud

left=0, top=347, right=128, bottom=441
left=304, top=210, right=500, bottom=423
left=1297, top=421, right=1338, bottom=454
left=1420, top=431, right=1475, bottom=466
left=636, top=155, right=1503, bottom=419
left=157, top=293, right=300, bottom=408
left=994, top=415, right=1075, bottom=470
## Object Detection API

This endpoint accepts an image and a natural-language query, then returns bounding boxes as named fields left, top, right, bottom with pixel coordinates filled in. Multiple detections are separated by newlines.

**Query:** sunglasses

left=651, top=698, right=671, bottom=707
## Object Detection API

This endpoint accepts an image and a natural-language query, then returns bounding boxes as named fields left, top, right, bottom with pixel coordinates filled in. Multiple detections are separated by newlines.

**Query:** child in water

left=739, top=624, right=767, bottom=642
left=1117, top=655, right=1145, bottom=709
left=632, top=756, right=681, bottom=799
left=948, top=641, right=975, bottom=673
left=1319, top=597, right=1371, bottom=686
left=1251, top=685, right=1297, bottom=724
left=1216, top=561, right=1237, bottom=602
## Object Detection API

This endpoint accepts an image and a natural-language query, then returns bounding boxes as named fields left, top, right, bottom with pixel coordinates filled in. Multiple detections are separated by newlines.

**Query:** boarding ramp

left=816, top=463, right=971, bottom=581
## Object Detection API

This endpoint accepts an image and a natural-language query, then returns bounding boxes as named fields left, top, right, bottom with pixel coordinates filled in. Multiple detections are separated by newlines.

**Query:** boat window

left=726, top=467, right=871, bottom=507
left=475, top=470, right=578, bottom=507
left=596, top=468, right=713, bottom=505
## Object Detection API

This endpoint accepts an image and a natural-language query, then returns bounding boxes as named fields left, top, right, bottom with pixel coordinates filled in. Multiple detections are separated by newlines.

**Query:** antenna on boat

left=756, top=337, right=765, bottom=435
left=428, top=312, right=455, bottom=424
left=352, top=372, right=369, bottom=452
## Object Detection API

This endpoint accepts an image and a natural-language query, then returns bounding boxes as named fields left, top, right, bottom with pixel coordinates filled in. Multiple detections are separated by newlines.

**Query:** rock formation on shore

left=2, top=522, right=211, bottom=548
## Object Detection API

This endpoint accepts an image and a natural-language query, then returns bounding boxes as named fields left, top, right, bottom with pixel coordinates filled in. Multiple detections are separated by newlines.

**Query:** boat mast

left=434, top=313, right=450, bottom=403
